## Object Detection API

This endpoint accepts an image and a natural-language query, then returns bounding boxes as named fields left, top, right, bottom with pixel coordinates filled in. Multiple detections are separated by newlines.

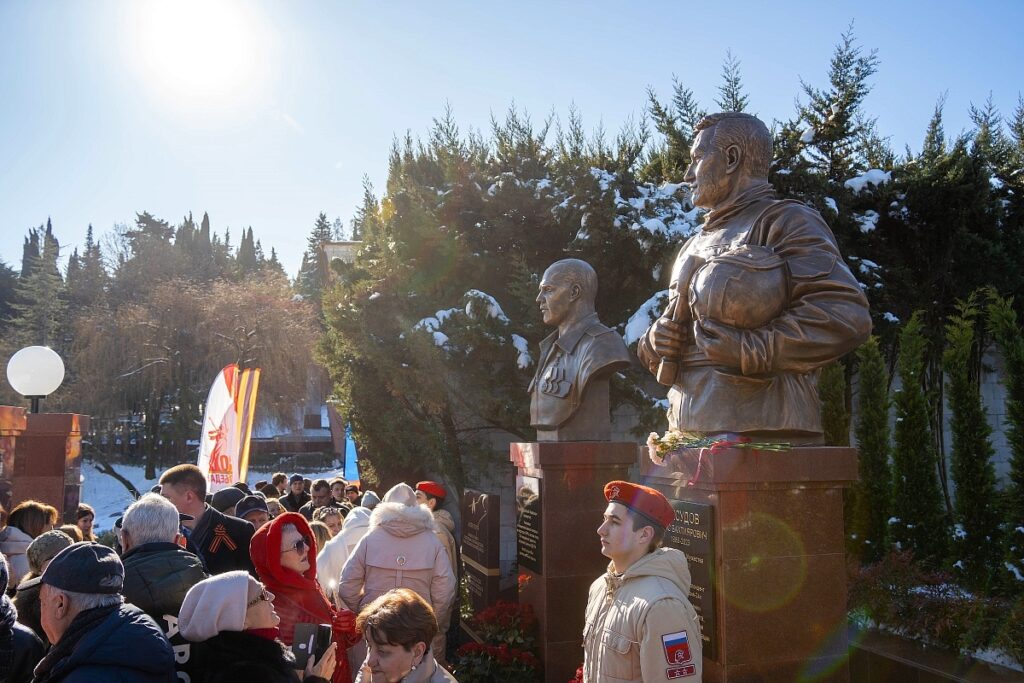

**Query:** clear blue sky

left=1, top=0, right=1021, bottom=278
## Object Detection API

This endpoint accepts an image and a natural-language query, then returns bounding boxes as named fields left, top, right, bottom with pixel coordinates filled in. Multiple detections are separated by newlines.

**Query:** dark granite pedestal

left=510, top=441, right=638, bottom=683
left=12, top=413, right=89, bottom=523
left=642, top=446, right=858, bottom=683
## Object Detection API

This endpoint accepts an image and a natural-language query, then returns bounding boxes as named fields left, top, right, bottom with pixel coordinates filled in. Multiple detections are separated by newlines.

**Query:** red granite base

left=642, top=446, right=858, bottom=683
left=510, top=441, right=638, bottom=683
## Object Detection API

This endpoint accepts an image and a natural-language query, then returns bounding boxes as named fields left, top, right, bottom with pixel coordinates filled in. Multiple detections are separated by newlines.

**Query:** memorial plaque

left=515, top=474, right=542, bottom=574
left=665, top=499, right=717, bottom=661
left=461, top=489, right=501, bottom=616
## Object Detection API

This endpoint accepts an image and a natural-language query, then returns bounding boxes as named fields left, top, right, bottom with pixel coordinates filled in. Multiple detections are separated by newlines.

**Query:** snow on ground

left=80, top=460, right=346, bottom=534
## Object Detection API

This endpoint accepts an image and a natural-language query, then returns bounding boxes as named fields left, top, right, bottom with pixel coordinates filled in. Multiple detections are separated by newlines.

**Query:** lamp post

left=6, top=346, right=66, bottom=413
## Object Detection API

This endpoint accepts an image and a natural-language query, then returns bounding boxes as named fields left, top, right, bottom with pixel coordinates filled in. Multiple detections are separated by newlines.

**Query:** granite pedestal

left=510, top=440, right=638, bottom=683
left=11, top=413, right=89, bottom=523
left=642, top=446, right=858, bottom=683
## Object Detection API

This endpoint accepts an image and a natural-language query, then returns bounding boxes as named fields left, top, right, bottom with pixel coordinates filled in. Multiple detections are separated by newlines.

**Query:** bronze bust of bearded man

left=638, top=112, right=871, bottom=442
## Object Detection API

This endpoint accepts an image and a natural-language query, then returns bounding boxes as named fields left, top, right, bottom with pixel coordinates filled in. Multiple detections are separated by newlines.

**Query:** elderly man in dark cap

left=34, top=542, right=175, bottom=682
left=583, top=482, right=702, bottom=682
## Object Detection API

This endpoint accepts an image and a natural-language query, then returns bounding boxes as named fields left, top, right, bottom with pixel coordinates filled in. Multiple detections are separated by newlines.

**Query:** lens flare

left=722, top=512, right=807, bottom=613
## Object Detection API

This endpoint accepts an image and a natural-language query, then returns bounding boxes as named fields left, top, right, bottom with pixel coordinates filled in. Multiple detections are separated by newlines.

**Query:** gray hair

left=62, top=590, right=123, bottom=611
left=547, top=259, right=597, bottom=309
left=122, top=493, right=180, bottom=545
left=694, top=112, right=773, bottom=179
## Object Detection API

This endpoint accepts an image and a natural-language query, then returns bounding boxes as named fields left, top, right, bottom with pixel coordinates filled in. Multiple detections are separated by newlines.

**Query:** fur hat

left=178, top=571, right=261, bottom=642
left=27, top=530, right=74, bottom=576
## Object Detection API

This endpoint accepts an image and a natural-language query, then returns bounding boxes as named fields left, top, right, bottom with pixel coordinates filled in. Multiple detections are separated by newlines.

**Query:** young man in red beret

left=583, top=481, right=702, bottom=682
left=414, top=480, right=459, bottom=667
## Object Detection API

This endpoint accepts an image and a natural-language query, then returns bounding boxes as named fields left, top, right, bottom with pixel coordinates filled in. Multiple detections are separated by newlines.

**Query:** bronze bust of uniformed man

left=638, top=112, right=871, bottom=442
left=530, top=259, right=632, bottom=441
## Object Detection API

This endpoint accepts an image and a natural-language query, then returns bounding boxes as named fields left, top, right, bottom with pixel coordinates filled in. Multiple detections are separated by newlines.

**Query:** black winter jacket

left=187, top=505, right=256, bottom=576
left=1, top=594, right=44, bottom=683
left=189, top=631, right=328, bottom=683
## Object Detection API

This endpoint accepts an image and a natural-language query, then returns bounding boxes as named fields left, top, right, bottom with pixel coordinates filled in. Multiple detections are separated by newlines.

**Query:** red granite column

left=642, top=446, right=858, bottom=683
left=510, top=441, right=638, bottom=683
left=12, top=413, right=90, bottom=523
left=0, top=406, right=28, bottom=514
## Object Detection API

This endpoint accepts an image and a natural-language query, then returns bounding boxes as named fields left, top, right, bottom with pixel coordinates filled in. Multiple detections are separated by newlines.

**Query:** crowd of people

left=1, top=465, right=703, bottom=683
left=0, top=467, right=458, bottom=683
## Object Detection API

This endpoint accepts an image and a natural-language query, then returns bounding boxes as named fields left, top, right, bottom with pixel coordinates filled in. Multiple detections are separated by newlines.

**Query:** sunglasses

left=247, top=586, right=272, bottom=608
left=281, top=537, right=309, bottom=555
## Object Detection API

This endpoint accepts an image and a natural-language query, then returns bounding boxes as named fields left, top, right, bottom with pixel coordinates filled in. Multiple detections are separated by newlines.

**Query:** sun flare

left=125, top=0, right=269, bottom=108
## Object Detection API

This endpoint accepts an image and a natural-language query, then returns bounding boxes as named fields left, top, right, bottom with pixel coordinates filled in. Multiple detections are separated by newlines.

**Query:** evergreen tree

left=852, top=337, right=891, bottom=563
left=8, top=223, right=66, bottom=348
left=715, top=49, right=749, bottom=113
left=0, top=260, right=17, bottom=330
left=237, top=227, right=258, bottom=275
left=65, top=224, right=108, bottom=310
left=819, top=361, right=849, bottom=446
left=986, top=290, right=1024, bottom=591
left=943, top=294, right=1002, bottom=588
left=643, top=77, right=705, bottom=182
left=297, top=212, right=334, bottom=305
left=891, top=312, right=948, bottom=565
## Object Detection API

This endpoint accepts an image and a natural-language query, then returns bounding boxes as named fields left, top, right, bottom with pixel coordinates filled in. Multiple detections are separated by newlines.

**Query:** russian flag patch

left=661, top=630, right=692, bottom=665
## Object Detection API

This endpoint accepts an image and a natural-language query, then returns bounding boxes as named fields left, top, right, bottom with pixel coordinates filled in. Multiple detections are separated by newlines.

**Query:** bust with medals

left=529, top=259, right=632, bottom=441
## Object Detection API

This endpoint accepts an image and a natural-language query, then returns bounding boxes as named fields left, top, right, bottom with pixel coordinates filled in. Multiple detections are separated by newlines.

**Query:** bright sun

left=125, top=0, right=269, bottom=109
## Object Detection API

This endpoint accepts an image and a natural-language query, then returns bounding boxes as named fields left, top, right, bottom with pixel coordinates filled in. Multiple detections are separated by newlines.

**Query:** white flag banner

left=197, top=365, right=241, bottom=493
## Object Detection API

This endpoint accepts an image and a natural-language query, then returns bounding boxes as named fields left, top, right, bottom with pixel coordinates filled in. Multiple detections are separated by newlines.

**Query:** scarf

left=33, top=603, right=119, bottom=683
left=245, top=627, right=281, bottom=642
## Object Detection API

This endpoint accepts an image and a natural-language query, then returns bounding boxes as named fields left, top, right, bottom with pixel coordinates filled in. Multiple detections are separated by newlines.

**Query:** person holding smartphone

left=251, top=512, right=358, bottom=683
left=179, top=570, right=338, bottom=682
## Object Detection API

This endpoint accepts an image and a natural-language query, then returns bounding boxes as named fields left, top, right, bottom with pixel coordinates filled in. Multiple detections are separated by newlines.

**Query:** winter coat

left=1, top=591, right=44, bottom=683
left=431, top=510, right=458, bottom=578
left=122, top=541, right=208, bottom=681
left=188, top=630, right=328, bottom=683
left=353, top=656, right=456, bottom=683
left=338, top=495, right=456, bottom=631
left=32, top=603, right=175, bottom=683
left=583, top=548, right=702, bottom=683
left=0, top=527, right=32, bottom=592
left=317, top=507, right=371, bottom=605
left=281, top=491, right=311, bottom=513
left=250, top=512, right=355, bottom=683
left=12, top=579, right=44, bottom=645
left=188, top=505, right=256, bottom=576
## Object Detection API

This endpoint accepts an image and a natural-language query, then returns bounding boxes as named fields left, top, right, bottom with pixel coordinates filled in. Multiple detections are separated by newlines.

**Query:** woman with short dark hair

left=355, top=588, right=456, bottom=683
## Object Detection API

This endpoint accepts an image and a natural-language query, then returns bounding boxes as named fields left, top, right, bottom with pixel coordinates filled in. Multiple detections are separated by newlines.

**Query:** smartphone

left=293, top=622, right=332, bottom=670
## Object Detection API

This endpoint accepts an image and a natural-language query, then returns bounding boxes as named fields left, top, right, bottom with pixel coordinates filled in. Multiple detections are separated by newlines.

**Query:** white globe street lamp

left=6, top=346, right=66, bottom=413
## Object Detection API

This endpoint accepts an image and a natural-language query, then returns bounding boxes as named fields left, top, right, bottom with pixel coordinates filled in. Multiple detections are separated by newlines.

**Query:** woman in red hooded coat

left=251, top=512, right=358, bottom=683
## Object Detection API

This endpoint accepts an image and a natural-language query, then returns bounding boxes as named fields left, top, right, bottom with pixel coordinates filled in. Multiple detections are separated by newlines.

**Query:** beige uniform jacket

left=584, top=548, right=702, bottom=682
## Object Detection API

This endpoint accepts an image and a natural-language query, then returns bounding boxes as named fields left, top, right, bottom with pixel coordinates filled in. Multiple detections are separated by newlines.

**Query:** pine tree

left=237, top=227, right=258, bottom=275
left=943, top=294, right=1002, bottom=588
left=9, top=224, right=67, bottom=348
left=891, top=312, right=948, bottom=565
left=794, top=24, right=879, bottom=183
left=715, top=50, right=749, bottom=113
left=297, top=213, right=334, bottom=305
left=852, top=337, right=891, bottom=563
left=920, top=94, right=948, bottom=165
left=986, top=289, right=1024, bottom=591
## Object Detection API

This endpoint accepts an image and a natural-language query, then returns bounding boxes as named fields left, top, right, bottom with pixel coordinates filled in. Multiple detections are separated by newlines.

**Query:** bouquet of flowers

left=455, top=601, right=539, bottom=682
left=646, top=429, right=791, bottom=465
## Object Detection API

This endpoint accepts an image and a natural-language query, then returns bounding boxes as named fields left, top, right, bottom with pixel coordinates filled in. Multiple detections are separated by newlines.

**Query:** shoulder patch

left=667, top=664, right=697, bottom=678
left=661, top=630, right=692, bottom=665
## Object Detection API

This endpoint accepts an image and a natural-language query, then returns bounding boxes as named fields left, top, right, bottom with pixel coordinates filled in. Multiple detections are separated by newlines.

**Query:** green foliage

left=715, top=50, right=749, bottom=113
left=851, top=338, right=891, bottom=563
left=943, top=294, right=1002, bottom=588
left=849, top=550, right=1024, bottom=665
left=891, top=312, right=948, bottom=566
left=987, top=290, right=1024, bottom=591
left=819, top=360, right=850, bottom=446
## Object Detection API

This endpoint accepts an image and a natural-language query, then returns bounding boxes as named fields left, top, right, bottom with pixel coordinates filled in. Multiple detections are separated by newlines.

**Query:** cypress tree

left=943, top=294, right=1002, bottom=588
left=986, top=290, right=1024, bottom=591
left=820, top=360, right=850, bottom=446
left=852, top=337, right=891, bottom=563
left=891, top=312, right=948, bottom=565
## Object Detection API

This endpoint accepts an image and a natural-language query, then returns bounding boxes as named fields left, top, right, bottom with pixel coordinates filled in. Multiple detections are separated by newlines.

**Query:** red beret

left=415, top=481, right=447, bottom=499
left=604, top=481, right=674, bottom=529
